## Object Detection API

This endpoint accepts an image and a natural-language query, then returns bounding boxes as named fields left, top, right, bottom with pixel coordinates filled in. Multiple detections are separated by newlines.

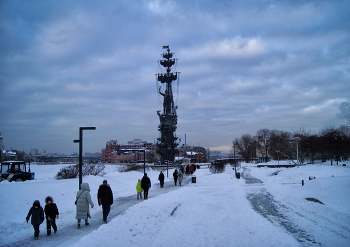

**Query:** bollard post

left=302, top=180, right=304, bottom=186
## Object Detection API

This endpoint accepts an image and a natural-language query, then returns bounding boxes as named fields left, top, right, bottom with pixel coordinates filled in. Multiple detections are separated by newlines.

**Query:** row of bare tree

left=233, top=125, right=350, bottom=165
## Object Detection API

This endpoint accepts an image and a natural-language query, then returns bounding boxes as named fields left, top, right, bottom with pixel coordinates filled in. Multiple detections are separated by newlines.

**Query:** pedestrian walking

left=180, top=166, right=184, bottom=174
left=97, top=180, right=113, bottom=223
left=173, top=169, right=178, bottom=186
left=186, top=165, right=190, bottom=174
left=26, top=200, right=44, bottom=239
left=44, top=196, right=59, bottom=236
left=136, top=179, right=143, bottom=200
left=158, top=171, right=165, bottom=188
left=189, top=165, right=194, bottom=174
left=177, top=169, right=183, bottom=186
left=76, top=183, right=94, bottom=228
left=141, top=173, right=151, bottom=200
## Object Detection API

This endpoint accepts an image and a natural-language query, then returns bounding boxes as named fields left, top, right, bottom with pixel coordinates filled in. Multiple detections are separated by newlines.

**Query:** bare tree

left=292, top=128, right=316, bottom=164
left=269, top=130, right=292, bottom=160
left=234, top=134, right=255, bottom=163
left=255, top=128, right=271, bottom=162
left=319, top=127, right=348, bottom=165
left=346, top=100, right=350, bottom=127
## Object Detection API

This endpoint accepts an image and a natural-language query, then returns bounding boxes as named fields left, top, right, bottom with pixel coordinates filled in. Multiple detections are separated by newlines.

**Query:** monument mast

left=156, top=46, right=179, bottom=164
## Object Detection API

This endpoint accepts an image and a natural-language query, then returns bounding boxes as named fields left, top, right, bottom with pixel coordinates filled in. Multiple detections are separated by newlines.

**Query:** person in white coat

left=76, top=183, right=94, bottom=228
left=177, top=170, right=183, bottom=186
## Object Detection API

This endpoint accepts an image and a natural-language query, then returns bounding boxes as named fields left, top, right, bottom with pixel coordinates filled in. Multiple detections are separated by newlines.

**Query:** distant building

left=30, top=149, right=38, bottom=156
left=101, top=139, right=155, bottom=163
left=185, top=151, right=204, bottom=163
left=84, top=152, right=101, bottom=158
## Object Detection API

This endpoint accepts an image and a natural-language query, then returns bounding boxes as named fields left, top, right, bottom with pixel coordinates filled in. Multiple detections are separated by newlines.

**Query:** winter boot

left=77, top=223, right=80, bottom=228
left=85, top=222, right=89, bottom=226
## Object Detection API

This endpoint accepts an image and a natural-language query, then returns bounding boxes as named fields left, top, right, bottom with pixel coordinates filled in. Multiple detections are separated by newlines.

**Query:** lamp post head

left=80, top=127, right=96, bottom=131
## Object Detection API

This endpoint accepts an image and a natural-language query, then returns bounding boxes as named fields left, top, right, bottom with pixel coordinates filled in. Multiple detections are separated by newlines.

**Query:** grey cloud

left=1, top=0, right=349, bottom=154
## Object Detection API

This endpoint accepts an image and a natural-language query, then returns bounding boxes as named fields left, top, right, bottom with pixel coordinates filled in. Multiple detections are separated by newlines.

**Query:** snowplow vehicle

left=0, top=161, right=35, bottom=182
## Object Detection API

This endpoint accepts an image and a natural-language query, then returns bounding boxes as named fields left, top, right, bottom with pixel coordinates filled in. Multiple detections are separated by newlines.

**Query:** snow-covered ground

left=0, top=161, right=349, bottom=247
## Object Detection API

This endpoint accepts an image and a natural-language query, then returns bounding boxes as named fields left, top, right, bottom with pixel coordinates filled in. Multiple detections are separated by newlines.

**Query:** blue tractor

left=0, top=161, right=35, bottom=182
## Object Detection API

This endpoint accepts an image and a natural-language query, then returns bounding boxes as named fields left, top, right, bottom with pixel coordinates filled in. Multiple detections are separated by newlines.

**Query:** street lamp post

left=74, top=127, right=96, bottom=189
left=276, top=150, right=280, bottom=165
left=143, top=143, right=146, bottom=174
left=233, top=142, right=237, bottom=177
left=265, top=139, right=269, bottom=163
left=293, top=137, right=301, bottom=167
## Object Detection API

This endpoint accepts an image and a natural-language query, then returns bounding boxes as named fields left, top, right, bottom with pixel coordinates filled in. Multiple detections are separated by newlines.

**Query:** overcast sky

left=1, top=0, right=349, bottom=154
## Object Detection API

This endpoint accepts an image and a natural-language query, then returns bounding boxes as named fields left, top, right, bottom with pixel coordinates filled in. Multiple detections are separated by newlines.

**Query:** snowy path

left=1, top=175, right=193, bottom=247
left=241, top=167, right=350, bottom=247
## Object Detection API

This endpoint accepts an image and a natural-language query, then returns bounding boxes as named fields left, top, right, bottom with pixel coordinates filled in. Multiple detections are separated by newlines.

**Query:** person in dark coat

left=158, top=171, right=165, bottom=188
left=141, top=173, right=151, bottom=200
left=26, top=200, right=44, bottom=239
left=186, top=165, right=190, bottom=174
left=44, top=196, right=59, bottom=236
left=173, top=169, right=178, bottom=186
left=97, top=180, right=113, bottom=223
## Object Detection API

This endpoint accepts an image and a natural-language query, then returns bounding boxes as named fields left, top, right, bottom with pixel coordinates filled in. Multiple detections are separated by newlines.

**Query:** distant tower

left=156, top=46, right=180, bottom=164
left=0, top=132, right=3, bottom=162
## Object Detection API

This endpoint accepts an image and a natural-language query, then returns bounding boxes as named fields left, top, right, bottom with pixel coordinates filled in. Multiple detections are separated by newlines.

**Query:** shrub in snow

left=55, top=164, right=79, bottom=179
left=210, top=160, right=226, bottom=173
left=55, top=163, right=105, bottom=179
left=119, top=164, right=143, bottom=173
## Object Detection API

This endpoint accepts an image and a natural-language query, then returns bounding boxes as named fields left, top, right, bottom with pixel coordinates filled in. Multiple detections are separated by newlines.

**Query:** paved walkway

left=2, top=175, right=193, bottom=247
left=241, top=166, right=349, bottom=247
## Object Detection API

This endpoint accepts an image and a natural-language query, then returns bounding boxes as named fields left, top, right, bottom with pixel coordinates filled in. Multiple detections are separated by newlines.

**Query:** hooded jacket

left=136, top=180, right=143, bottom=193
left=76, top=183, right=94, bottom=220
left=26, top=200, right=44, bottom=225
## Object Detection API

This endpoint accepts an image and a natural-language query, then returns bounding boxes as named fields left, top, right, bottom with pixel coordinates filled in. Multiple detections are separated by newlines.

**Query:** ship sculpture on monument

left=156, top=46, right=180, bottom=164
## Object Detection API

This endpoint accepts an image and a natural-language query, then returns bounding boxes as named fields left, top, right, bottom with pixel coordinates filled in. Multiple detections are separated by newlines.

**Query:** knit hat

left=103, top=180, right=107, bottom=184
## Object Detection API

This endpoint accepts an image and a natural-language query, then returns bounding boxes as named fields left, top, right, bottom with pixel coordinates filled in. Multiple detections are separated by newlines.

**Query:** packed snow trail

left=1, top=175, right=193, bottom=247
left=241, top=166, right=350, bottom=247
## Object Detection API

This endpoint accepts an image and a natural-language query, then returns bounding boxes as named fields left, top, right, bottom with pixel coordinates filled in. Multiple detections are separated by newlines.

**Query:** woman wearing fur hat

left=44, top=196, right=59, bottom=236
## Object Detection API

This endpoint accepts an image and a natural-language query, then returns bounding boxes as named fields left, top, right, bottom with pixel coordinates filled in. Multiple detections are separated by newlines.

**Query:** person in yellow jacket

left=136, top=179, right=143, bottom=200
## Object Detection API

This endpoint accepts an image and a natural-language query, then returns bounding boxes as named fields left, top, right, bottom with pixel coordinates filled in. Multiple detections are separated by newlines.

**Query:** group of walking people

left=156, top=167, right=185, bottom=189
left=26, top=167, right=191, bottom=240
left=26, top=196, right=59, bottom=239
left=76, top=180, right=113, bottom=228
left=136, top=173, right=151, bottom=200
left=26, top=180, right=113, bottom=239
left=172, top=169, right=184, bottom=186
left=136, top=167, right=187, bottom=201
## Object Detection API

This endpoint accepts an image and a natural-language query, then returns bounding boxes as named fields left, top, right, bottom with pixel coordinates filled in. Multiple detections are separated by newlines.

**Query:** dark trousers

left=102, top=204, right=111, bottom=221
left=46, top=218, right=57, bottom=235
left=160, top=181, right=164, bottom=188
left=174, top=178, right=178, bottom=185
left=143, top=189, right=149, bottom=199
left=33, top=224, right=40, bottom=238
